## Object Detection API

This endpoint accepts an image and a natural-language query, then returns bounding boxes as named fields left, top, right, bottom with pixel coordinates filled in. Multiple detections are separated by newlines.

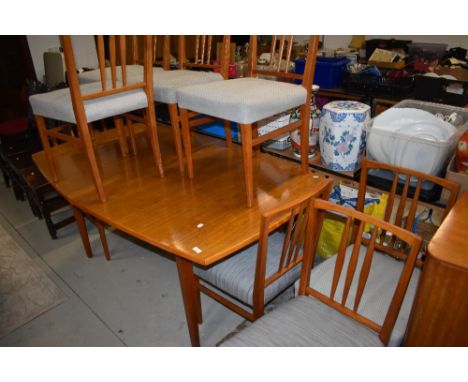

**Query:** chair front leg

left=300, top=104, right=309, bottom=173
left=240, top=123, right=254, bottom=208
left=114, top=117, right=129, bottom=157
left=144, top=106, right=164, bottom=177
left=223, top=120, right=232, bottom=148
left=167, top=103, right=185, bottom=173
left=125, top=117, right=138, bottom=155
left=76, top=119, right=107, bottom=202
left=179, top=108, right=194, bottom=179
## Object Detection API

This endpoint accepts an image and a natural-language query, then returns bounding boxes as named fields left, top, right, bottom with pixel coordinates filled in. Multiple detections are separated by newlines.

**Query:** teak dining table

left=32, top=123, right=331, bottom=346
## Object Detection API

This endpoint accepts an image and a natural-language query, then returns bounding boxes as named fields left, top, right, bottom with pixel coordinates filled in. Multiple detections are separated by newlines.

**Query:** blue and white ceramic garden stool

left=319, top=100, right=371, bottom=172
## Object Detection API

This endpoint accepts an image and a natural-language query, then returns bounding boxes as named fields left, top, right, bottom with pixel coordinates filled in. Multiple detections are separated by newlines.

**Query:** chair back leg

left=240, top=123, right=254, bottom=208
left=167, top=103, right=185, bottom=173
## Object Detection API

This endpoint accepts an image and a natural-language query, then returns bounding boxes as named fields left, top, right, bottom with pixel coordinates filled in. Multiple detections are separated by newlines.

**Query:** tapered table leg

left=72, top=206, right=93, bottom=258
left=176, top=256, right=200, bottom=347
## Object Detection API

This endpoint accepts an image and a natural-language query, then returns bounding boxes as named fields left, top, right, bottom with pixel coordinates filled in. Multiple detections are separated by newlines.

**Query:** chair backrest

left=247, top=35, right=319, bottom=89
left=177, top=35, right=231, bottom=79
left=356, top=158, right=460, bottom=261
left=301, top=198, right=422, bottom=345
left=251, top=183, right=331, bottom=313
left=130, top=35, right=170, bottom=70
left=61, top=35, right=154, bottom=125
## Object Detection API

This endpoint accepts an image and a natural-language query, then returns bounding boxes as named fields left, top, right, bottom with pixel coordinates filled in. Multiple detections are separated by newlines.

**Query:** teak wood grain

left=32, top=124, right=330, bottom=267
left=33, top=125, right=330, bottom=346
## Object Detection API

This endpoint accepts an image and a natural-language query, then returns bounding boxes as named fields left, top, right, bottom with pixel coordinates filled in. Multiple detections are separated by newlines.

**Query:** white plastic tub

left=367, top=99, right=468, bottom=175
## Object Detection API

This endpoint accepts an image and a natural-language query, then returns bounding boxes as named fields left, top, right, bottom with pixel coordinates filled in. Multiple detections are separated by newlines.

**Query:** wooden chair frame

left=356, top=158, right=460, bottom=265
left=195, top=182, right=331, bottom=322
left=298, top=199, right=423, bottom=346
left=161, top=35, right=231, bottom=174
left=35, top=35, right=164, bottom=202
left=180, top=35, right=320, bottom=207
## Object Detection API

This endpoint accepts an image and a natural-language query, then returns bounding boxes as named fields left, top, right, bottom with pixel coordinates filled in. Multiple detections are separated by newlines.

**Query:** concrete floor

left=0, top=178, right=245, bottom=346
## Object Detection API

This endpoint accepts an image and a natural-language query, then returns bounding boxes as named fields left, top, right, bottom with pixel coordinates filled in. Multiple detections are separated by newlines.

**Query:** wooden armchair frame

left=298, top=199, right=423, bottom=345
left=195, top=182, right=331, bottom=322
left=356, top=158, right=460, bottom=265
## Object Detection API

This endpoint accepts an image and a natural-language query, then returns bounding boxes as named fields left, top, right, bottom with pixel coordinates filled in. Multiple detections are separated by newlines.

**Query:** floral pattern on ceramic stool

left=319, top=101, right=371, bottom=171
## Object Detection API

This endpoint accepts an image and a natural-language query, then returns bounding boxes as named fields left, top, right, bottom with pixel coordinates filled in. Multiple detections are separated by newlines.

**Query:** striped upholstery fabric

left=177, top=77, right=307, bottom=124
left=221, top=296, right=383, bottom=346
left=221, top=245, right=421, bottom=346
left=153, top=70, right=223, bottom=104
left=29, top=81, right=148, bottom=123
left=194, top=232, right=301, bottom=306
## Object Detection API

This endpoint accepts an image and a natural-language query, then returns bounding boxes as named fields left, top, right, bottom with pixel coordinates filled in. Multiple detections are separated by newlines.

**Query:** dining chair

left=220, top=198, right=423, bottom=346
left=177, top=35, right=320, bottom=207
left=30, top=35, right=164, bottom=202
left=152, top=35, right=232, bottom=173
left=356, top=158, right=460, bottom=265
left=193, top=181, right=331, bottom=323
left=78, top=36, right=169, bottom=84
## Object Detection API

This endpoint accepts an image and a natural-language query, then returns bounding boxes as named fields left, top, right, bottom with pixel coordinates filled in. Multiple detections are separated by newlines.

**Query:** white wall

left=27, top=35, right=98, bottom=82
left=26, top=35, right=60, bottom=82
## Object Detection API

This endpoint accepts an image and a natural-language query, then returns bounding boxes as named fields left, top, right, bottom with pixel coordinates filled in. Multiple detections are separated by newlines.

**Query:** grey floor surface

left=0, top=178, right=245, bottom=346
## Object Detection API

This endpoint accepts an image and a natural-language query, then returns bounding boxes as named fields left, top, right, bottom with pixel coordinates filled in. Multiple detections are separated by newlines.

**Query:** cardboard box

left=442, top=155, right=468, bottom=201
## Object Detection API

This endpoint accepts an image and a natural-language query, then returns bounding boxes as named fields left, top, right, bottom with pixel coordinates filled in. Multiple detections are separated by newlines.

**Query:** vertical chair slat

left=286, top=204, right=306, bottom=267
left=131, top=36, right=138, bottom=64
left=178, top=36, right=186, bottom=70
left=200, top=36, right=206, bottom=64
left=278, top=208, right=296, bottom=271
left=341, top=220, right=365, bottom=306
left=290, top=203, right=308, bottom=264
left=277, top=36, right=286, bottom=72
left=269, top=36, right=277, bottom=70
left=284, top=36, right=293, bottom=73
left=97, top=36, right=106, bottom=91
left=119, top=36, right=127, bottom=86
left=330, top=216, right=352, bottom=300
left=207, top=36, right=212, bottom=64
left=153, top=36, right=158, bottom=65
left=162, top=36, right=171, bottom=70
left=353, top=226, right=378, bottom=312
left=395, top=175, right=411, bottom=228
left=379, top=173, right=399, bottom=242
left=405, top=177, right=422, bottom=231
left=109, top=35, right=117, bottom=88
left=194, top=36, right=200, bottom=64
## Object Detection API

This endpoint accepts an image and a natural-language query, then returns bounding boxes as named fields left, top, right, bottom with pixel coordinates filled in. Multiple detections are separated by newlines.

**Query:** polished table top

left=33, top=124, right=330, bottom=266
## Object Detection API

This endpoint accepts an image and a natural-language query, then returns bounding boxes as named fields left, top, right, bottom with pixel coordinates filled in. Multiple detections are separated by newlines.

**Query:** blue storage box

left=295, top=57, right=348, bottom=89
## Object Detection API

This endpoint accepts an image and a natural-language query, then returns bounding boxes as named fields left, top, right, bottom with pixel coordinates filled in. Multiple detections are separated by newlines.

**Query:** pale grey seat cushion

left=194, top=231, right=301, bottom=306
left=177, top=77, right=307, bottom=124
left=78, top=65, right=164, bottom=84
left=153, top=70, right=223, bottom=104
left=221, top=245, right=420, bottom=346
left=29, top=81, right=148, bottom=123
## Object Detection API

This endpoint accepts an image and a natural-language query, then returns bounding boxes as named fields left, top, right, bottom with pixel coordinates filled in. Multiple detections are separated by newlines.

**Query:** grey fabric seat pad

left=153, top=70, right=223, bottom=104
left=29, top=81, right=148, bottom=123
left=177, top=77, right=307, bottom=124
left=194, top=231, right=301, bottom=306
left=221, top=245, right=420, bottom=346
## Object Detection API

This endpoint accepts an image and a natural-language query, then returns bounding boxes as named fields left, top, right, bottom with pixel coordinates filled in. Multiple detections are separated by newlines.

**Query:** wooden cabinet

left=404, top=192, right=468, bottom=346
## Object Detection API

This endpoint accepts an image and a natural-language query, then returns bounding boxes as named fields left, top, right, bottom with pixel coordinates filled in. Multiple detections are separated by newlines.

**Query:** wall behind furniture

left=26, top=35, right=98, bottom=82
